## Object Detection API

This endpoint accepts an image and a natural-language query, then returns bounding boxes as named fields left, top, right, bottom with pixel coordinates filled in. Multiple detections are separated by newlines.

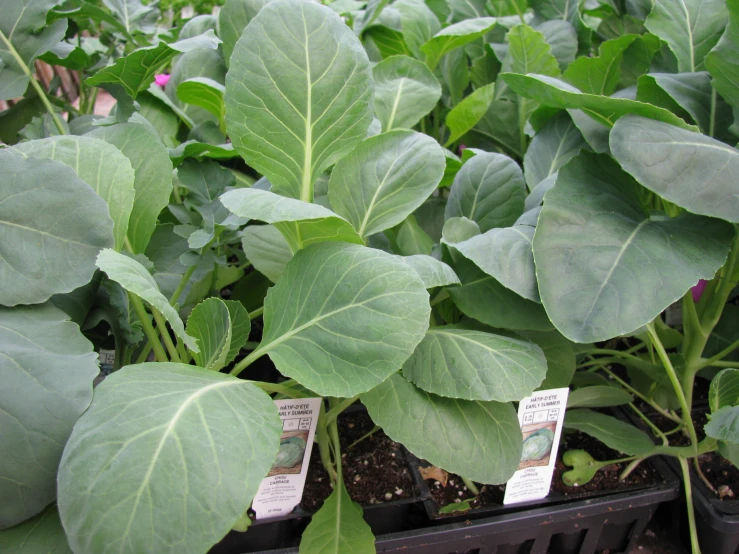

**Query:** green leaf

left=137, top=92, right=180, bottom=142
left=220, top=188, right=363, bottom=250
left=299, top=479, right=375, bottom=554
left=223, top=300, right=250, bottom=363
left=101, top=0, right=159, bottom=36
left=395, top=214, right=435, bottom=255
left=0, top=0, right=67, bottom=100
left=176, top=77, right=225, bottom=126
left=705, top=405, right=739, bottom=444
left=534, top=151, right=734, bottom=343
left=257, top=242, right=429, bottom=396
left=705, top=0, right=739, bottom=113
left=328, top=130, right=445, bottom=237
left=445, top=152, right=526, bottom=232
left=177, top=158, right=235, bottom=207
left=520, top=329, right=575, bottom=390
left=561, top=450, right=600, bottom=486
left=361, top=373, right=522, bottom=484
left=394, top=0, right=441, bottom=59
left=218, top=0, right=272, bottom=66
left=537, top=20, right=577, bottom=71
left=96, top=249, right=199, bottom=351
left=57, top=363, right=282, bottom=554
left=474, top=98, right=522, bottom=157
left=373, top=55, right=441, bottom=131
left=166, top=49, right=226, bottom=127
left=10, top=135, right=135, bottom=251
left=225, top=0, right=373, bottom=202
left=645, top=0, right=727, bottom=73
left=241, top=224, right=294, bottom=282
left=562, top=35, right=638, bottom=96
left=402, top=326, right=547, bottom=401
left=564, top=409, right=656, bottom=455
left=705, top=305, right=739, bottom=365
left=503, top=24, right=561, bottom=78
left=365, top=26, right=413, bottom=59
left=87, top=122, right=173, bottom=254
left=186, top=298, right=233, bottom=370
left=523, top=111, right=587, bottom=188
left=86, top=31, right=221, bottom=99
left=445, top=83, right=495, bottom=147
left=710, top=368, right=739, bottom=413
left=421, top=17, right=497, bottom=71
left=0, top=153, right=114, bottom=306
left=399, top=255, right=459, bottom=288
left=567, top=386, right=633, bottom=408
left=0, top=304, right=97, bottom=527
left=610, top=116, right=739, bottom=224
left=0, top=505, right=72, bottom=554
left=501, top=73, right=700, bottom=130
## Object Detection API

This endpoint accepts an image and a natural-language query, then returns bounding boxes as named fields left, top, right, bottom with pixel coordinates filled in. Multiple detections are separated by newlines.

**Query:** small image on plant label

left=252, top=398, right=322, bottom=519
left=503, top=387, right=569, bottom=505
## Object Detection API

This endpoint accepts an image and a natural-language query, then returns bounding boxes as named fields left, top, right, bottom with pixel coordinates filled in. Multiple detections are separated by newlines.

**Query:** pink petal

left=155, top=74, right=170, bottom=87
left=692, top=279, right=708, bottom=302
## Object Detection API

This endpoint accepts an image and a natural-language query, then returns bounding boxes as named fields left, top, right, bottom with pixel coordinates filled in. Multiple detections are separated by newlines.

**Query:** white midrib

left=386, top=78, right=405, bottom=130
left=678, top=0, right=696, bottom=72
left=301, top=14, right=313, bottom=203
left=119, top=379, right=242, bottom=550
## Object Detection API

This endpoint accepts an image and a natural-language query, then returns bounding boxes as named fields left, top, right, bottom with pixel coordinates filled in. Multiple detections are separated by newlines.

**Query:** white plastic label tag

left=251, top=398, right=322, bottom=520
left=503, top=387, right=569, bottom=505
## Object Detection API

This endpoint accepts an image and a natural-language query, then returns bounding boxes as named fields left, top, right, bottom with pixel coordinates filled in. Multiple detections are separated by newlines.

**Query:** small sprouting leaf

left=610, top=115, right=739, bottom=224
left=561, top=450, right=600, bottom=486
left=421, top=17, right=497, bottom=70
left=564, top=409, right=656, bottom=456
left=361, top=373, right=522, bottom=484
left=186, top=298, right=233, bottom=370
left=57, top=363, right=282, bottom=554
left=566, top=386, right=633, bottom=408
left=223, top=300, right=250, bottom=363
left=96, top=249, right=199, bottom=351
left=328, top=130, right=445, bottom=237
left=258, top=242, right=429, bottom=397
left=709, top=369, right=739, bottom=413
left=0, top=153, right=114, bottom=306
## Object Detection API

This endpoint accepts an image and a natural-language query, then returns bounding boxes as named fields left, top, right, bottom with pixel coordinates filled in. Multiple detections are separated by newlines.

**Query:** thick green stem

left=135, top=342, right=154, bottom=364
left=129, top=293, right=168, bottom=362
left=151, top=309, right=180, bottom=362
left=323, top=396, right=358, bottom=427
left=169, top=264, right=197, bottom=305
left=347, top=425, right=381, bottom=450
left=679, top=457, right=702, bottom=554
left=328, top=399, right=344, bottom=486
left=317, top=405, right=338, bottom=483
left=709, top=87, right=717, bottom=138
left=230, top=345, right=265, bottom=376
left=461, top=476, right=480, bottom=495
left=602, top=367, right=682, bottom=424
left=628, top=403, right=671, bottom=445
left=248, top=306, right=264, bottom=320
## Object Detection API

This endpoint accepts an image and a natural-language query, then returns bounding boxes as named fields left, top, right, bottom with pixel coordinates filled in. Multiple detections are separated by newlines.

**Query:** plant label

left=503, top=387, right=569, bottom=505
left=251, top=398, right=322, bottom=519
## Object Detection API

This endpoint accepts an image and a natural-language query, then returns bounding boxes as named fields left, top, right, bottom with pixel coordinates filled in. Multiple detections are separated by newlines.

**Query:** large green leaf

left=0, top=0, right=67, bottom=101
left=501, top=73, right=699, bottom=130
left=394, top=0, right=441, bottom=59
left=96, top=249, right=199, bottom=351
left=474, top=99, right=522, bottom=157
left=328, top=130, right=445, bottom=237
left=523, top=111, right=586, bottom=188
left=299, top=480, right=375, bottom=554
left=445, top=152, right=526, bottom=232
left=10, top=136, right=135, bottom=251
left=567, top=386, right=633, bottom=408
left=241, top=224, right=294, bottom=282
left=0, top=505, right=72, bottom=553
left=86, top=31, right=221, bottom=99
left=562, top=35, right=638, bottom=96
left=218, top=0, right=272, bottom=66
left=361, top=373, right=522, bottom=484
left=0, top=304, right=97, bottom=528
left=537, top=20, right=577, bottom=71
left=421, top=17, right=497, bottom=71
left=502, top=24, right=560, bottom=78
left=520, top=329, right=575, bottom=390
left=0, top=154, right=114, bottom=306
left=705, top=406, right=739, bottom=444
left=220, top=188, right=363, bottom=250
left=176, top=77, right=225, bottom=127
left=445, top=83, right=495, bottom=147
left=710, top=368, right=739, bottom=413
left=225, top=0, right=373, bottom=202
left=373, top=55, right=441, bottom=131
left=705, top=0, right=739, bottom=113
left=87, top=123, right=173, bottom=254
left=610, top=116, right=739, bottom=224
left=533, top=151, right=734, bottom=343
left=255, top=242, right=429, bottom=397
left=57, top=363, right=281, bottom=554
left=402, top=326, right=546, bottom=401
left=565, top=409, right=656, bottom=455
left=186, top=297, right=233, bottom=370
left=399, top=255, right=459, bottom=288
left=645, top=0, right=727, bottom=73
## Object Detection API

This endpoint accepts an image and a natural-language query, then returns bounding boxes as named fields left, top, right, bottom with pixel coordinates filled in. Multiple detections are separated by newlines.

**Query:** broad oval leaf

left=534, top=151, right=734, bottom=343
left=0, top=304, right=98, bottom=528
left=0, top=154, right=114, bottom=306
left=373, top=55, right=441, bottom=131
left=87, top=122, right=173, bottom=254
left=361, top=373, right=522, bottom=484
left=241, top=224, right=294, bottom=282
left=257, top=242, right=430, bottom=397
left=96, top=249, right=199, bottom=351
left=421, top=17, right=497, bottom=70
left=186, top=297, right=233, bottom=370
left=710, top=368, right=739, bottom=413
left=328, top=130, right=445, bottom=237
left=564, top=409, right=656, bottom=456
left=402, top=326, right=547, bottom=401
left=0, top=505, right=72, bottom=553
left=566, top=386, right=633, bottom=408
left=610, top=115, right=739, bottom=224
left=225, top=0, right=373, bottom=202
left=523, top=111, right=587, bottom=188
left=57, top=363, right=281, bottom=554
left=445, top=152, right=526, bottom=232
left=11, top=135, right=135, bottom=251
left=399, top=255, right=460, bottom=288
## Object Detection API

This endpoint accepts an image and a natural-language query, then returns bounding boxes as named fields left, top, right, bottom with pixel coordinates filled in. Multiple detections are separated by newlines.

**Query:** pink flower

left=692, top=279, right=708, bottom=302
left=154, top=74, right=170, bottom=87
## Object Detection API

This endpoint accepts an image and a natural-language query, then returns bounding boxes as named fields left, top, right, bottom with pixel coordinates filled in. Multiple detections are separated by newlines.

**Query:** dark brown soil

left=301, top=409, right=417, bottom=512
left=426, top=430, right=661, bottom=513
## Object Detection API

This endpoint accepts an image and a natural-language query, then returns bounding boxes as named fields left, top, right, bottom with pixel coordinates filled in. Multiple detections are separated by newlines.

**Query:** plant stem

left=461, top=476, right=480, bottom=495
left=169, top=264, right=197, bottom=305
left=585, top=348, right=645, bottom=363
left=628, top=403, right=670, bottom=445
left=694, top=339, right=739, bottom=371
left=248, top=306, right=264, bottom=320
left=429, top=289, right=449, bottom=307
left=328, top=399, right=344, bottom=485
left=709, top=87, right=717, bottom=138
left=322, top=396, right=358, bottom=426
left=230, top=346, right=265, bottom=376
left=693, top=457, right=715, bottom=493
left=136, top=342, right=154, bottom=364
left=124, top=235, right=136, bottom=254
left=619, top=457, right=646, bottom=480
left=347, top=424, right=381, bottom=449
left=151, top=309, right=180, bottom=362
left=679, top=457, right=702, bottom=554
left=316, top=404, right=338, bottom=483
left=129, top=293, right=168, bottom=362
left=602, top=367, right=682, bottom=424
